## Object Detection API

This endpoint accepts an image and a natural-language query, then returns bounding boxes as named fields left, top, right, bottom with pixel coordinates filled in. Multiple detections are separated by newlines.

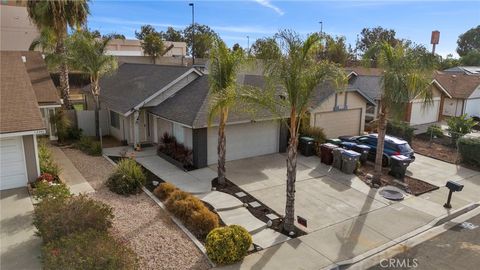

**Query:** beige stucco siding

left=310, top=91, right=367, bottom=138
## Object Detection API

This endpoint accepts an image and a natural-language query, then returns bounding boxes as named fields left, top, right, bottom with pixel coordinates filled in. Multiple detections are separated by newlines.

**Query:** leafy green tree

left=208, top=38, right=246, bottom=186
left=323, top=35, right=353, bottom=65
left=457, top=25, right=480, bottom=57
left=68, top=31, right=118, bottom=139
left=135, top=24, right=157, bottom=40
left=439, top=54, right=460, bottom=70
left=27, top=0, right=90, bottom=109
left=363, top=43, right=434, bottom=185
left=232, top=43, right=243, bottom=53
left=460, top=50, right=480, bottom=66
left=107, top=33, right=126, bottom=40
left=242, top=30, right=346, bottom=232
left=183, top=23, right=218, bottom=58
left=356, top=27, right=399, bottom=54
left=141, top=33, right=165, bottom=64
left=161, top=27, right=184, bottom=42
left=250, top=37, right=281, bottom=59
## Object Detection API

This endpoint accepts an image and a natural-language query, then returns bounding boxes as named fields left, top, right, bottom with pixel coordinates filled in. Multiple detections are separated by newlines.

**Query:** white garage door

left=410, top=99, right=440, bottom=125
left=0, top=137, right=28, bottom=190
left=207, top=121, right=279, bottom=165
left=314, top=109, right=362, bottom=138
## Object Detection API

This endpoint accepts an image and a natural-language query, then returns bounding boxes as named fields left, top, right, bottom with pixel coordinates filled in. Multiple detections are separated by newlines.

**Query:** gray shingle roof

left=97, top=63, right=192, bottom=114
left=349, top=75, right=382, bottom=100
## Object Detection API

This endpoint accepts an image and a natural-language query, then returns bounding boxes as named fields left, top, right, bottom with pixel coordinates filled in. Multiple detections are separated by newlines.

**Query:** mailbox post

left=443, top=181, right=464, bottom=209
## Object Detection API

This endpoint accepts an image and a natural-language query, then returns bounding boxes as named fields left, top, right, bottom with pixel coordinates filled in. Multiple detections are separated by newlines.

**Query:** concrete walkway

left=1, top=188, right=41, bottom=270
left=50, top=146, right=94, bottom=195
left=215, top=153, right=480, bottom=270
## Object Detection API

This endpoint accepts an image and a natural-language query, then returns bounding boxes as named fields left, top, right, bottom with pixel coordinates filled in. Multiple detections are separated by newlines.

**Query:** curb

left=322, top=201, right=480, bottom=270
left=103, top=155, right=216, bottom=268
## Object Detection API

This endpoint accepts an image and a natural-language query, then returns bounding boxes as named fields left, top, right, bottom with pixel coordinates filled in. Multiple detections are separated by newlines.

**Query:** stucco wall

left=310, top=91, right=367, bottom=135
left=22, top=135, right=39, bottom=183
left=443, top=98, right=464, bottom=117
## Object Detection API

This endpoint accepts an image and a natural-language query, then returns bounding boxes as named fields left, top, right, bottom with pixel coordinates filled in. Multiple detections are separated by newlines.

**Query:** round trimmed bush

left=42, top=229, right=138, bottom=270
left=205, top=225, right=252, bottom=265
left=33, top=195, right=113, bottom=243
left=188, top=207, right=220, bottom=238
left=167, top=196, right=204, bottom=220
left=107, top=158, right=146, bottom=195
left=153, top=182, right=178, bottom=200
left=165, top=189, right=190, bottom=208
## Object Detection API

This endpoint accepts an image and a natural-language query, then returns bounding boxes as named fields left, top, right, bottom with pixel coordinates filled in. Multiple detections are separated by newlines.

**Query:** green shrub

left=458, top=137, right=480, bottom=166
left=76, top=137, right=102, bottom=156
left=38, top=142, right=61, bottom=179
left=206, top=225, right=252, bottom=265
left=386, top=121, right=415, bottom=143
left=50, top=109, right=71, bottom=143
left=66, top=126, right=83, bottom=141
left=33, top=182, right=72, bottom=200
left=153, top=182, right=178, bottom=200
left=301, top=126, right=326, bottom=144
left=427, top=124, right=444, bottom=138
left=447, top=114, right=477, bottom=142
left=106, top=159, right=146, bottom=195
left=42, top=230, right=138, bottom=270
left=188, top=207, right=220, bottom=239
left=33, top=195, right=113, bottom=243
left=165, top=189, right=219, bottom=239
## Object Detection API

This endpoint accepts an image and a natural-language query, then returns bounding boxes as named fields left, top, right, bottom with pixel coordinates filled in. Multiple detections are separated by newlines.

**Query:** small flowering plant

left=36, top=173, right=55, bottom=183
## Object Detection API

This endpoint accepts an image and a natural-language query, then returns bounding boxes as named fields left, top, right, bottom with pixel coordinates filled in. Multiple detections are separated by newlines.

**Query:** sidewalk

left=50, top=146, right=95, bottom=195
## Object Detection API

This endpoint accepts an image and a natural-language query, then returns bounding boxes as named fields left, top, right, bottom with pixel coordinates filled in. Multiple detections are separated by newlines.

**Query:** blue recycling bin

left=353, top=144, right=371, bottom=164
left=341, top=150, right=361, bottom=174
left=340, top=141, right=357, bottom=150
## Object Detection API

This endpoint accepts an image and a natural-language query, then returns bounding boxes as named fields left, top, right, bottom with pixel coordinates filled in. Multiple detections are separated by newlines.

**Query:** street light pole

left=247, top=35, right=250, bottom=54
left=189, top=3, right=195, bottom=65
left=319, top=21, right=323, bottom=37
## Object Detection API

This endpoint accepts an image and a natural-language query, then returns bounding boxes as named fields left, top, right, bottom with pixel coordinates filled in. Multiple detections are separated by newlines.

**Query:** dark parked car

left=339, top=134, right=415, bottom=166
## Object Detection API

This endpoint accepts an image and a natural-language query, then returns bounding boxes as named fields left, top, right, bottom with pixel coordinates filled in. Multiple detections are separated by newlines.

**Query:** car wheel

left=382, top=155, right=389, bottom=167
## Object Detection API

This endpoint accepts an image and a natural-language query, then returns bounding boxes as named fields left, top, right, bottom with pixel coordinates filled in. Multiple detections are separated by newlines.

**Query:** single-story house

left=443, top=66, right=480, bottom=76
left=0, top=51, right=50, bottom=190
left=347, top=67, right=455, bottom=126
left=308, top=80, right=376, bottom=138
left=88, top=64, right=289, bottom=168
left=22, top=51, right=62, bottom=140
left=435, top=71, right=480, bottom=118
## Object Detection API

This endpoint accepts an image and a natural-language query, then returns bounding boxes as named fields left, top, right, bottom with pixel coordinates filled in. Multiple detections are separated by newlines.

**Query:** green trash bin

left=299, top=137, right=315, bottom=156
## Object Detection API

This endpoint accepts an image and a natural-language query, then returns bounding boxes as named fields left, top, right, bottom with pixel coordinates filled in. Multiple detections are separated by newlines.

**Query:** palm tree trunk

left=284, top=112, right=298, bottom=233
left=56, top=37, right=72, bottom=109
left=217, top=107, right=228, bottom=186
left=372, top=104, right=387, bottom=186
left=91, top=81, right=101, bottom=140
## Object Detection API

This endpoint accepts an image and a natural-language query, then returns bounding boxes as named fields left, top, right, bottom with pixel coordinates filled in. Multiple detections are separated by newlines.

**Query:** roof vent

left=21, top=56, right=26, bottom=63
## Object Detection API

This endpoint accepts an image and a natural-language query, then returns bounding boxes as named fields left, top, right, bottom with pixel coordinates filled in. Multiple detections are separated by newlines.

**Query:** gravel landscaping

left=61, top=147, right=210, bottom=270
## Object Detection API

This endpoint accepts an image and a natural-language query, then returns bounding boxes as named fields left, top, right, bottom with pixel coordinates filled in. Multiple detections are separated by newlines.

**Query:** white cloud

left=253, top=0, right=285, bottom=15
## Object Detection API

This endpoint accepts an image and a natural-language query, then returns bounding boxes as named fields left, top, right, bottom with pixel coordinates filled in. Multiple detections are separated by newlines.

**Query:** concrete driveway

left=217, top=153, right=480, bottom=270
left=1, top=188, right=41, bottom=270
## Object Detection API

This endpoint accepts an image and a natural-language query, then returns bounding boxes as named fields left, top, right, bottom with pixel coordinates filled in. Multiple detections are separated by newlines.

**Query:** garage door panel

left=314, top=109, right=361, bottom=138
left=410, top=100, right=440, bottom=125
left=1, top=137, right=28, bottom=190
left=208, top=121, right=279, bottom=165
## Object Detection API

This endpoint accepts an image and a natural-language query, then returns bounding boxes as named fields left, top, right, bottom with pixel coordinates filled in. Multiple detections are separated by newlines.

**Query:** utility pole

left=319, top=21, right=323, bottom=37
left=247, top=35, right=250, bottom=54
left=189, top=3, right=195, bottom=65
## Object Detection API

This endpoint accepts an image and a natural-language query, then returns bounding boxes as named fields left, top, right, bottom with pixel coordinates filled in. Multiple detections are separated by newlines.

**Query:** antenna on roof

left=431, top=30, right=440, bottom=55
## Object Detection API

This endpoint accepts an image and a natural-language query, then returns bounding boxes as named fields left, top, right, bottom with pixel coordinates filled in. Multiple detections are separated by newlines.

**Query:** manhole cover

left=379, top=186, right=405, bottom=201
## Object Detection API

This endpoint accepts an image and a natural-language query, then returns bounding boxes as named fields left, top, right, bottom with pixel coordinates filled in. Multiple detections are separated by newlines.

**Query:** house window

left=110, top=111, right=120, bottom=129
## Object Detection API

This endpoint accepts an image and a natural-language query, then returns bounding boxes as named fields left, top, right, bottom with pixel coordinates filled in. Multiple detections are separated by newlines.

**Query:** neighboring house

left=0, top=1, right=40, bottom=51
left=348, top=67, right=454, bottom=126
left=106, top=39, right=187, bottom=57
left=86, top=64, right=288, bottom=168
left=22, top=51, right=62, bottom=140
left=0, top=51, right=46, bottom=190
left=443, top=66, right=480, bottom=76
left=434, top=72, right=480, bottom=118
left=308, top=81, right=376, bottom=138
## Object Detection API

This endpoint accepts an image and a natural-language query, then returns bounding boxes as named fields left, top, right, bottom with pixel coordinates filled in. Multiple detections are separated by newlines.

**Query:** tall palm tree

left=68, top=31, right=118, bottom=139
left=208, top=38, right=246, bottom=186
left=242, top=30, right=346, bottom=232
left=364, top=42, right=434, bottom=186
left=27, top=0, right=90, bottom=109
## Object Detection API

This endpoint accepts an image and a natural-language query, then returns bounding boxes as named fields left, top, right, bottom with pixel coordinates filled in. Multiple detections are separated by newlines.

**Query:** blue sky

left=88, top=0, right=480, bottom=57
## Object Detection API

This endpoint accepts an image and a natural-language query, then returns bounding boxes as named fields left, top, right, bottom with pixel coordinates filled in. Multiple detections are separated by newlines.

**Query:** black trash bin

left=299, top=137, right=315, bottom=157
left=332, top=147, right=344, bottom=170
left=389, top=155, right=411, bottom=179
left=353, top=144, right=371, bottom=164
